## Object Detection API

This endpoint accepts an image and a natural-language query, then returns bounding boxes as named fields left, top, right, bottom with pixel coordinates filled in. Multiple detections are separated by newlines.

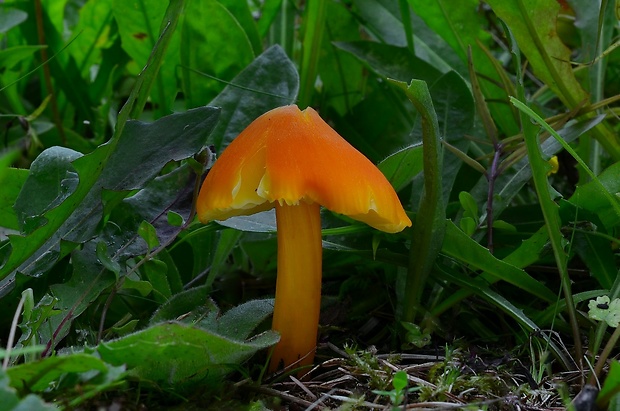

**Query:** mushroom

left=196, top=105, right=411, bottom=373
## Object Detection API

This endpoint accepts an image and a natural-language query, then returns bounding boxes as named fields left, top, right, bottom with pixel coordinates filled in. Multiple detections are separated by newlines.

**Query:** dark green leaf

left=334, top=41, right=441, bottom=85
left=6, top=354, right=108, bottom=392
left=0, top=167, right=27, bottom=231
left=1, top=107, right=219, bottom=282
left=378, top=143, right=424, bottom=192
left=442, top=220, right=557, bottom=302
left=208, top=45, right=299, bottom=152
left=97, top=322, right=278, bottom=390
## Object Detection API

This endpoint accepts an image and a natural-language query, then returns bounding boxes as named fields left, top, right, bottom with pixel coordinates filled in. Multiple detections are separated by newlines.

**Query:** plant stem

left=486, top=143, right=503, bottom=254
left=590, top=324, right=620, bottom=386
left=269, top=201, right=322, bottom=374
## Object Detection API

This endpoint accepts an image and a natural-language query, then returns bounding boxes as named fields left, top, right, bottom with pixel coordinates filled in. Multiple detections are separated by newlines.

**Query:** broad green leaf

left=378, top=143, right=424, bottom=192
left=6, top=353, right=108, bottom=392
left=208, top=45, right=299, bottom=152
left=112, top=165, right=197, bottom=256
left=97, top=322, right=278, bottom=390
left=123, top=278, right=153, bottom=297
left=441, top=221, right=557, bottom=302
left=112, top=0, right=180, bottom=117
left=459, top=217, right=476, bottom=236
left=181, top=0, right=254, bottom=109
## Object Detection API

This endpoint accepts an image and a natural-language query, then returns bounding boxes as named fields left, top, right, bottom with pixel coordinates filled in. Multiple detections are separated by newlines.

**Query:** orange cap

left=197, top=105, right=411, bottom=233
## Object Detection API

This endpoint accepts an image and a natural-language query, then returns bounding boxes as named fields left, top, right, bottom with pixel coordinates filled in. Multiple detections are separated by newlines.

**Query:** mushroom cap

left=196, top=105, right=411, bottom=233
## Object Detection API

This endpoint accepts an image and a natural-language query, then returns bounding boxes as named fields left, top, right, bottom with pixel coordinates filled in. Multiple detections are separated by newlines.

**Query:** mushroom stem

left=269, top=201, right=322, bottom=373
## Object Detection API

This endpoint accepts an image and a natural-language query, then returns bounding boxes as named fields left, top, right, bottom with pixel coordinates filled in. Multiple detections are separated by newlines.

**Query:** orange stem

left=269, top=201, right=322, bottom=374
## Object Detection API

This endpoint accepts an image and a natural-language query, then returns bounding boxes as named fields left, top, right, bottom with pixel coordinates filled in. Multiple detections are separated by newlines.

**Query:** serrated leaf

left=13, top=147, right=82, bottom=234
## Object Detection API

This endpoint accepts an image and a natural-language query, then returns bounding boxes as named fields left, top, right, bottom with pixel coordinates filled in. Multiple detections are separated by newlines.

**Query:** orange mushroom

left=196, top=105, right=411, bottom=373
